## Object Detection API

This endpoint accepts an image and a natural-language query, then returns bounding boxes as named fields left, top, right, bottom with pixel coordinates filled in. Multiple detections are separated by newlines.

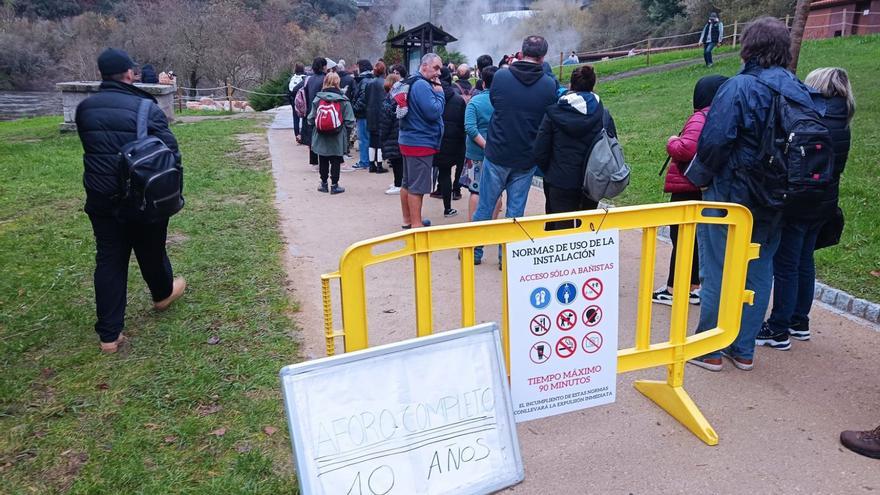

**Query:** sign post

left=506, top=230, right=620, bottom=422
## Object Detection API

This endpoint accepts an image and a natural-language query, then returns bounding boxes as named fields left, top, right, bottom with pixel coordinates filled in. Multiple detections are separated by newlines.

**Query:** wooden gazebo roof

left=385, top=22, right=458, bottom=49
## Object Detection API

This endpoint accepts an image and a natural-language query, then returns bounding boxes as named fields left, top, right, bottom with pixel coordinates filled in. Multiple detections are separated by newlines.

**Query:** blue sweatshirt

left=398, top=76, right=445, bottom=150
left=464, top=92, right=493, bottom=161
left=485, top=61, right=558, bottom=169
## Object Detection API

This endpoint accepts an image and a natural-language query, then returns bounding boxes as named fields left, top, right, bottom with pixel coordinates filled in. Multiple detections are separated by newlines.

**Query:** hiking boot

left=721, top=349, right=754, bottom=371
left=444, top=208, right=458, bottom=217
left=330, top=184, right=345, bottom=195
left=688, top=356, right=723, bottom=372
left=375, top=165, right=389, bottom=174
left=789, top=320, right=811, bottom=341
left=756, top=322, right=791, bottom=350
left=652, top=287, right=673, bottom=306
left=317, top=182, right=329, bottom=193
left=840, top=425, right=880, bottom=459
left=154, top=277, right=186, bottom=311
left=368, top=163, right=378, bottom=173
left=452, top=191, right=462, bottom=201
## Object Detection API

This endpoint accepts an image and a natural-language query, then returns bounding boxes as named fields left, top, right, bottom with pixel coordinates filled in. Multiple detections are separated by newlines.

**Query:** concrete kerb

left=530, top=175, right=880, bottom=330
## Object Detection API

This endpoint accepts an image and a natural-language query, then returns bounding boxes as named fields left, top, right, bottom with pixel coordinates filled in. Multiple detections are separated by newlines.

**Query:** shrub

left=248, top=69, right=292, bottom=111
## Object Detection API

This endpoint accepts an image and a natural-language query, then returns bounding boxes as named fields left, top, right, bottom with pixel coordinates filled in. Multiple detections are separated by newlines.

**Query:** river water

left=0, top=91, right=62, bottom=121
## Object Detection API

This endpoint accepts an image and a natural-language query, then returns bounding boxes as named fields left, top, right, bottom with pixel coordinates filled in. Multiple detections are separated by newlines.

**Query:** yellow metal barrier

left=320, top=201, right=759, bottom=445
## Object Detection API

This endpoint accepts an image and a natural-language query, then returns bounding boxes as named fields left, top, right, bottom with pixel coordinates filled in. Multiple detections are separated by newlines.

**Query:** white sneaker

left=384, top=186, right=401, bottom=195
left=339, top=165, right=356, bottom=173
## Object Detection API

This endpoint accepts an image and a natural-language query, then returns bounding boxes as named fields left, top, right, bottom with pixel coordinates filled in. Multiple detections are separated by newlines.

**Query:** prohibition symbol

left=556, top=336, right=577, bottom=359
left=556, top=309, right=577, bottom=331
left=582, top=305, right=603, bottom=327
left=582, top=331, right=603, bottom=354
left=582, top=277, right=604, bottom=301
left=530, top=314, right=551, bottom=336
left=530, top=341, right=551, bottom=364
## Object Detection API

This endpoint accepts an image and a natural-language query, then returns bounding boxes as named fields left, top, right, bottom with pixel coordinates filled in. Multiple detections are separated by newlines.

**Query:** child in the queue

left=652, top=75, right=728, bottom=307
left=757, top=67, right=856, bottom=350
left=307, top=72, right=355, bottom=194
left=379, top=68, right=406, bottom=195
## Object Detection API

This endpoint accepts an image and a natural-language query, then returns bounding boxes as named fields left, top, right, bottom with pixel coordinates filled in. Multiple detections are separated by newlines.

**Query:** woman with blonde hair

left=307, top=71, right=355, bottom=194
left=758, top=66, right=855, bottom=351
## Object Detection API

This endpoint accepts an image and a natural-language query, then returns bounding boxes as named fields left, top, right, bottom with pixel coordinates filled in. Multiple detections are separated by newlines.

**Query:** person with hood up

left=352, top=59, right=375, bottom=169
left=365, top=62, right=389, bottom=174
left=434, top=67, right=467, bottom=217
left=307, top=72, right=355, bottom=195
left=533, top=65, right=616, bottom=229
left=335, top=60, right=355, bottom=101
left=686, top=17, right=821, bottom=372
left=288, top=62, right=306, bottom=142
left=140, top=63, right=159, bottom=83
left=652, top=74, right=728, bottom=307
left=699, top=13, right=724, bottom=67
left=471, top=35, right=558, bottom=266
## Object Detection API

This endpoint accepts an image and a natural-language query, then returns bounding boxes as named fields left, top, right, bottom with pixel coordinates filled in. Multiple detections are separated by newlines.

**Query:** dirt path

left=265, top=111, right=880, bottom=494
left=599, top=52, right=738, bottom=82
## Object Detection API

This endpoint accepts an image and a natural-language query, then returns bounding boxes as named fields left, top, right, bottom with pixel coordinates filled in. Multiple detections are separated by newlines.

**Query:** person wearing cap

left=699, top=13, right=724, bottom=67
left=74, top=48, right=186, bottom=354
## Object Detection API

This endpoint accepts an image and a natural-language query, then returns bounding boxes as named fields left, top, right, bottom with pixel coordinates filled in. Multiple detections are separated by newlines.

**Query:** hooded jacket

left=379, top=91, right=402, bottom=161
left=337, top=70, right=355, bottom=100
left=306, top=89, right=356, bottom=157
left=398, top=76, right=445, bottom=151
left=352, top=72, right=375, bottom=119
left=533, top=91, right=615, bottom=190
left=75, top=80, right=180, bottom=216
left=365, top=75, right=387, bottom=136
left=300, top=71, right=326, bottom=146
left=435, top=82, right=467, bottom=167
left=485, top=60, right=558, bottom=169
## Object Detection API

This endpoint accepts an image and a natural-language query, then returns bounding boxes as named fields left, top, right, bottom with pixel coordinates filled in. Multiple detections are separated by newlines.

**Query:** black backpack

left=744, top=76, right=835, bottom=210
left=117, top=99, right=184, bottom=222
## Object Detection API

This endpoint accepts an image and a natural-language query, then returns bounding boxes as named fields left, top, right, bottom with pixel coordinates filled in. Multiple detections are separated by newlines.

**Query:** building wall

left=805, top=0, right=880, bottom=39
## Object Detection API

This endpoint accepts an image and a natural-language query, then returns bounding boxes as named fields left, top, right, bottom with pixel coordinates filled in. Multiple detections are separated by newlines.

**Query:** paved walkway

left=266, top=111, right=880, bottom=493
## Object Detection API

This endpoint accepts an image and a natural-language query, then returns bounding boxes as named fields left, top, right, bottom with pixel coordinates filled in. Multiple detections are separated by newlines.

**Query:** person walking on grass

left=307, top=72, right=355, bottom=194
left=685, top=17, right=819, bottom=372
left=75, top=48, right=186, bottom=354
left=756, top=67, right=856, bottom=351
left=699, top=13, right=724, bottom=67
left=380, top=71, right=405, bottom=195
left=533, top=65, right=617, bottom=230
left=435, top=67, right=467, bottom=218
left=398, top=53, right=445, bottom=229
left=472, top=35, right=558, bottom=266
left=652, top=74, right=728, bottom=307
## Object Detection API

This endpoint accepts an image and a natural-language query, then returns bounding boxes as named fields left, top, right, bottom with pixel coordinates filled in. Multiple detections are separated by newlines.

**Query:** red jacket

left=663, top=107, right=708, bottom=194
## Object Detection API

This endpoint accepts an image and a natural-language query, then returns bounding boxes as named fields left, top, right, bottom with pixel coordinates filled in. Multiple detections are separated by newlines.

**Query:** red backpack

left=315, top=99, right=343, bottom=134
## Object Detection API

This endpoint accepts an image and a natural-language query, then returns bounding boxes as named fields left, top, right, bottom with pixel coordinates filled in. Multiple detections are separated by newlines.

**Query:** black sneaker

left=755, top=322, right=791, bottom=350
left=789, top=321, right=811, bottom=341
left=330, top=184, right=346, bottom=194
left=688, top=290, right=701, bottom=305
left=317, top=182, right=329, bottom=193
left=444, top=208, right=458, bottom=217
left=652, top=288, right=673, bottom=306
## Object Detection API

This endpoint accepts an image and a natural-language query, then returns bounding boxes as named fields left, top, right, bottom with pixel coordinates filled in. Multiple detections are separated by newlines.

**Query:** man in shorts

left=398, top=53, right=445, bottom=229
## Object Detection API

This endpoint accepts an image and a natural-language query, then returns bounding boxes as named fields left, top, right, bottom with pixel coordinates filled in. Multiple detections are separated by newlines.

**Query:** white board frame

left=279, top=323, right=525, bottom=495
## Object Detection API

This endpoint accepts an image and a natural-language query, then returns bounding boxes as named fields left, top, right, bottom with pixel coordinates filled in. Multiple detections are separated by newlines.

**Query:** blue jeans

left=766, top=219, right=823, bottom=334
left=696, top=215, right=782, bottom=360
left=357, top=118, right=369, bottom=165
left=703, top=42, right=716, bottom=66
left=472, top=158, right=536, bottom=260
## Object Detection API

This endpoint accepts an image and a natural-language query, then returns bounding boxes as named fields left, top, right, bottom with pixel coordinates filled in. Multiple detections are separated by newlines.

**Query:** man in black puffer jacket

left=75, top=48, right=185, bottom=353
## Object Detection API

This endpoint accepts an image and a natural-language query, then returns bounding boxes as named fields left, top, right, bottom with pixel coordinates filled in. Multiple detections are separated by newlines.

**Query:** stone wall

left=55, top=81, right=176, bottom=132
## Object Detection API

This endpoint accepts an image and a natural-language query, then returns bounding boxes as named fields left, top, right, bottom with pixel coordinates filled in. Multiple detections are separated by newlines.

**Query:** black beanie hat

left=693, top=74, right=728, bottom=110
left=98, top=48, right=136, bottom=78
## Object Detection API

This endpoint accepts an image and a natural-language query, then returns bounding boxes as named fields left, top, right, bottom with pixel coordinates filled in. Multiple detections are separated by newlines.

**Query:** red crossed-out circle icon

left=582, top=331, right=603, bottom=354
left=530, top=314, right=551, bottom=336
left=530, top=341, right=552, bottom=364
left=582, top=277, right=604, bottom=300
left=556, top=336, right=577, bottom=358
left=582, top=305, right=603, bottom=327
left=556, top=309, right=577, bottom=331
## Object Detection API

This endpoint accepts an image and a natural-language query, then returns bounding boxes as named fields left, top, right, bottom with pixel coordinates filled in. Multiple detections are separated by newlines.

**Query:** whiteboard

left=279, top=323, right=524, bottom=495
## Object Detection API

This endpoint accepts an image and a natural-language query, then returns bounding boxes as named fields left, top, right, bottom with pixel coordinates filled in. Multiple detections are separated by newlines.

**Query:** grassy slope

left=550, top=46, right=736, bottom=82
left=599, top=34, right=880, bottom=301
left=0, top=116, right=298, bottom=493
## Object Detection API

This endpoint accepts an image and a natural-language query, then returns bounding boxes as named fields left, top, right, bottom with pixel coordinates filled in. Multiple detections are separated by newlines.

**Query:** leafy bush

left=248, top=69, right=292, bottom=111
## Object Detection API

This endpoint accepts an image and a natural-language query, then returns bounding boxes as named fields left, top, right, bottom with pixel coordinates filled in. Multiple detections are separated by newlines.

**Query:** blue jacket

left=464, top=91, right=493, bottom=161
left=399, top=76, right=445, bottom=150
left=485, top=61, right=558, bottom=169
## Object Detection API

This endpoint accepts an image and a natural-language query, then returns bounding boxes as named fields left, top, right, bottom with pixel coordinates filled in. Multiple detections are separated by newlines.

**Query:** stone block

left=865, top=303, right=880, bottom=323
left=834, top=292, right=852, bottom=312
left=850, top=298, right=868, bottom=319
left=820, top=289, right=836, bottom=305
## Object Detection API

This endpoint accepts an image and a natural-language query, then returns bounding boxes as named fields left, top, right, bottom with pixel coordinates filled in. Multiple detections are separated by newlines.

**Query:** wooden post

left=176, top=86, right=183, bottom=112
left=732, top=20, right=739, bottom=48
left=785, top=14, right=791, bottom=28
left=646, top=38, right=651, bottom=66
left=559, top=52, right=563, bottom=81
left=226, top=80, right=233, bottom=113
left=842, top=8, right=847, bottom=36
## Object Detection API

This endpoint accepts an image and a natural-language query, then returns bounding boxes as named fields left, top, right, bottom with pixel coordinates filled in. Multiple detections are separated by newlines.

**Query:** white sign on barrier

left=279, top=323, right=524, bottom=495
left=506, top=229, right=620, bottom=422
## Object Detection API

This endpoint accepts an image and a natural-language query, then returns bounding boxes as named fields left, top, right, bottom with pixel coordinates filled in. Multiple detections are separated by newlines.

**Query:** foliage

left=0, top=114, right=299, bottom=492
left=435, top=45, right=468, bottom=65
left=598, top=35, right=880, bottom=301
left=383, top=24, right=404, bottom=66
left=641, top=0, right=685, bottom=23
left=248, top=69, right=292, bottom=111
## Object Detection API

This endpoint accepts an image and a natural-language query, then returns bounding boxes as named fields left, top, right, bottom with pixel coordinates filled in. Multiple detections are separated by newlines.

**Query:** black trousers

left=667, top=191, right=702, bottom=287
left=89, top=214, right=174, bottom=343
left=453, top=162, right=463, bottom=195
left=543, top=182, right=598, bottom=230
left=389, top=157, right=403, bottom=187
left=318, top=155, right=343, bottom=184
left=437, top=161, right=457, bottom=210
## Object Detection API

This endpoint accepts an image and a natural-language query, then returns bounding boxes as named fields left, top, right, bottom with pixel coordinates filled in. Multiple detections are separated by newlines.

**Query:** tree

left=383, top=24, right=403, bottom=65
left=788, top=0, right=810, bottom=74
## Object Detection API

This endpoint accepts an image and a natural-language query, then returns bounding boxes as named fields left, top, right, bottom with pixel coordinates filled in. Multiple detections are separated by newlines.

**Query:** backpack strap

left=136, top=99, right=152, bottom=140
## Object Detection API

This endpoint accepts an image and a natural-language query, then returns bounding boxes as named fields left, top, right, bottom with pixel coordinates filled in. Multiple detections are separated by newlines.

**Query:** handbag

left=814, top=207, right=844, bottom=250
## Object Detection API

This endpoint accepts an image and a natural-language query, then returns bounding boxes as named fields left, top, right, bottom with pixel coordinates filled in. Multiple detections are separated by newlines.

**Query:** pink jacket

left=663, top=107, right=708, bottom=194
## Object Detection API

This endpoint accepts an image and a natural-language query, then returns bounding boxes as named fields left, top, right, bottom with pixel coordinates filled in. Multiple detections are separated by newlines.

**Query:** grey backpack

left=582, top=111, right=630, bottom=202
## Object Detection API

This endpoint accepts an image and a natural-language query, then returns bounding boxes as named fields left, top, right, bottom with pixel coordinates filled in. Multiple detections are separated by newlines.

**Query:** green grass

left=0, top=116, right=299, bottom=493
left=550, top=45, right=737, bottom=83
left=599, top=34, right=880, bottom=302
